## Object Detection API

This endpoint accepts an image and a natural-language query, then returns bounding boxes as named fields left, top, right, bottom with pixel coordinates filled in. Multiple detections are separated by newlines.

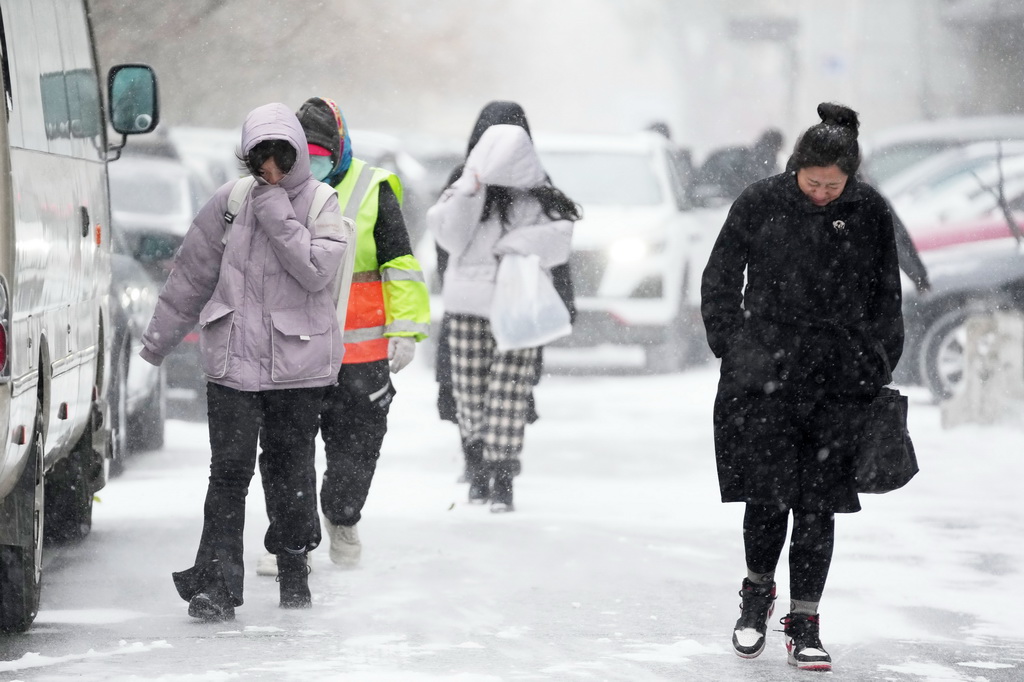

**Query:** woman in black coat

left=700, top=103, right=903, bottom=671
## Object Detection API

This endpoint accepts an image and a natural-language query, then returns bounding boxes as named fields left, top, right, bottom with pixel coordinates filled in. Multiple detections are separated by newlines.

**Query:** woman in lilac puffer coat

left=140, top=103, right=347, bottom=621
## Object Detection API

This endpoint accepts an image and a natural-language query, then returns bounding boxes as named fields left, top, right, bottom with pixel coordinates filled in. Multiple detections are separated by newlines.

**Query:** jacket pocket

left=269, top=308, right=334, bottom=383
left=722, top=331, right=781, bottom=394
left=199, top=300, right=234, bottom=380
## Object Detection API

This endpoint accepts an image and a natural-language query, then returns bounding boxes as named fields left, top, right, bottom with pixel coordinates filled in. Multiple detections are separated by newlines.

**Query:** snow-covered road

left=1, top=362, right=1022, bottom=681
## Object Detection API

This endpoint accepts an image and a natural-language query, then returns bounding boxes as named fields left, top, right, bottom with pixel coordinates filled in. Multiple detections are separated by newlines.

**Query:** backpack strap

left=307, top=182, right=337, bottom=229
left=221, top=176, right=256, bottom=245
left=330, top=164, right=372, bottom=315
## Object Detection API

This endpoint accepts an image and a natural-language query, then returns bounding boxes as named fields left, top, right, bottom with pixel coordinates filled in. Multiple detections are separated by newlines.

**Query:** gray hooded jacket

left=140, top=103, right=347, bottom=391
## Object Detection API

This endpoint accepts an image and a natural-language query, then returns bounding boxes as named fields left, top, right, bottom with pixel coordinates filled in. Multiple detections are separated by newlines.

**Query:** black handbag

left=855, top=387, right=919, bottom=493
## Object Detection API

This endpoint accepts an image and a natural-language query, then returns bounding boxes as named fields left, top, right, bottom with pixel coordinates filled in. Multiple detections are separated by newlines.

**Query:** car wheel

left=644, top=317, right=688, bottom=374
left=128, top=365, right=165, bottom=453
left=645, top=293, right=708, bottom=374
left=0, top=404, right=45, bottom=633
left=918, top=308, right=971, bottom=401
left=43, top=436, right=95, bottom=545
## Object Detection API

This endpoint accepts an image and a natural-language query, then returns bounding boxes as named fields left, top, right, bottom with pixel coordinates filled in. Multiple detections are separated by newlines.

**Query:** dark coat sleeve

left=373, top=182, right=413, bottom=265
left=700, top=191, right=754, bottom=358
left=868, top=197, right=905, bottom=372
left=889, top=200, right=930, bottom=293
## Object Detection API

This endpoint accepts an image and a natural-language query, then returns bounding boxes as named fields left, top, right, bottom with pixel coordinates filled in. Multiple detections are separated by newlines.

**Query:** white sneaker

left=326, top=521, right=361, bottom=568
left=255, top=552, right=313, bottom=577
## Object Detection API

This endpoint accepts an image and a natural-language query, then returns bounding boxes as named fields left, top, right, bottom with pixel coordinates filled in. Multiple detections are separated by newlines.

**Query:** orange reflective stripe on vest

left=343, top=336, right=389, bottom=363
left=343, top=278, right=387, bottom=363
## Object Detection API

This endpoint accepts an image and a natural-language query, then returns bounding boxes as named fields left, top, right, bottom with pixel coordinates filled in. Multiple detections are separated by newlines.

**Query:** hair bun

left=817, top=102, right=859, bottom=131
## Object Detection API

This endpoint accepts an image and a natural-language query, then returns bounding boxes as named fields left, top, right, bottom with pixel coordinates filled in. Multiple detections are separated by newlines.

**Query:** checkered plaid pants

left=447, top=314, right=538, bottom=461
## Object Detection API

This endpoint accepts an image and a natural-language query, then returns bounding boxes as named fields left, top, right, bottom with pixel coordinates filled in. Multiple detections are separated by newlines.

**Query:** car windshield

left=110, top=170, right=188, bottom=215
left=863, top=141, right=961, bottom=184
left=539, top=150, right=663, bottom=206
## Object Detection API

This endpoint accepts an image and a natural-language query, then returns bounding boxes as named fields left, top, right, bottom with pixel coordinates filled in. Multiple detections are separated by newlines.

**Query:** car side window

left=33, top=0, right=73, bottom=156
left=2, top=1, right=47, bottom=149
left=55, top=0, right=103, bottom=160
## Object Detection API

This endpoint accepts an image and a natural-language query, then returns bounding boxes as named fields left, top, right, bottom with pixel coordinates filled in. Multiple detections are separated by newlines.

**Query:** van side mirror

left=108, top=64, right=159, bottom=135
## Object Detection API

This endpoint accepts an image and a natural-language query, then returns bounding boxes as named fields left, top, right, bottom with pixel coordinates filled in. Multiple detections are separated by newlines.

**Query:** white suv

left=534, top=132, right=714, bottom=371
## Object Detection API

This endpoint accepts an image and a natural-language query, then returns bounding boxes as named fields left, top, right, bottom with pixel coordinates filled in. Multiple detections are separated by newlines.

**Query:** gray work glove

left=387, top=337, right=416, bottom=374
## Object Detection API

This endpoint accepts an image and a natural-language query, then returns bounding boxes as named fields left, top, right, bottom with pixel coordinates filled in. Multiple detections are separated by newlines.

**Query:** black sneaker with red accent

left=732, top=578, right=776, bottom=658
left=781, top=613, right=832, bottom=671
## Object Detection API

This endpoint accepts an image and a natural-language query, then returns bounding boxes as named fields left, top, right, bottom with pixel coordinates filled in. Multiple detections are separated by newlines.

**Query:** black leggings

left=743, top=503, right=835, bottom=602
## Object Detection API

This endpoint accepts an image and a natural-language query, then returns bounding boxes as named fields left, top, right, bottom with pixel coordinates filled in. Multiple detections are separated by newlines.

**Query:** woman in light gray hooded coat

left=427, top=119, right=577, bottom=512
left=140, top=103, right=347, bottom=621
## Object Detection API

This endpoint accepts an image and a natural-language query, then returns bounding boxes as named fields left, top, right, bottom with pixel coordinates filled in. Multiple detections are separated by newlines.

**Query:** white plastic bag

left=489, top=253, right=572, bottom=352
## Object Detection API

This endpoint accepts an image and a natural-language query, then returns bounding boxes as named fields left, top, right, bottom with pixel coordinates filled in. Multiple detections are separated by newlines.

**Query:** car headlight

left=609, top=238, right=654, bottom=263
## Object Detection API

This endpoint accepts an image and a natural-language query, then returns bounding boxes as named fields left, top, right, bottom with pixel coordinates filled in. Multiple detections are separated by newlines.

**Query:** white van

left=0, top=0, right=158, bottom=633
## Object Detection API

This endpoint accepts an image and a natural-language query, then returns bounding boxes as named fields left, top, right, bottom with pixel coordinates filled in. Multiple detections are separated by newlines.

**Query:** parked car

left=108, top=154, right=214, bottom=408
left=532, top=131, right=713, bottom=371
left=879, top=140, right=1024, bottom=201
left=862, top=115, right=1024, bottom=184
left=109, top=230, right=165, bottom=465
left=898, top=213, right=1024, bottom=399
left=892, top=153, right=1024, bottom=228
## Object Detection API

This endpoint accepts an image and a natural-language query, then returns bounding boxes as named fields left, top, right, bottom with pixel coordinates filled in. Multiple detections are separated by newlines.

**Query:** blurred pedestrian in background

left=645, top=119, right=697, bottom=206
left=646, top=120, right=673, bottom=140
left=140, top=103, right=347, bottom=620
left=693, top=127, right=784, bottom=206
left=427, top=101, right=579, bottom=512
left=701, top=102, right=904, bottom=671
left=256, top=97, right=430, bottom=576
left=747, top=128, right=784, bottom=180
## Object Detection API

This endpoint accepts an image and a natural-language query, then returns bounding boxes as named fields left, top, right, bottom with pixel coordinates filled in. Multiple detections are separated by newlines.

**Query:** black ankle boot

left=468, top=464, right=491, bottom=503
left=176, top=560, right=235, bottom=622
left=187, top=585, right=235, bottom=622
left=465, top=441, right=489, bottom=503
left=490, top=461, right=515, bottom=513
left=277, top=552, right=311, bottom=608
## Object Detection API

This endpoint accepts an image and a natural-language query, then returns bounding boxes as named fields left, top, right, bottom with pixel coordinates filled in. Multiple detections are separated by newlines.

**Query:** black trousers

left=173, top=383, right=324, bottom=607
left=743, top=503, right=836, bottom=603
left=317, top=360, right=395, bottom=526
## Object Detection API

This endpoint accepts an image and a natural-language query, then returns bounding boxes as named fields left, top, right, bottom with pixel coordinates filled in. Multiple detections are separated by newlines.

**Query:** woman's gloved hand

left=388, top=337, right=416, bottom=374
left=251, top=182, right=298, bottom=231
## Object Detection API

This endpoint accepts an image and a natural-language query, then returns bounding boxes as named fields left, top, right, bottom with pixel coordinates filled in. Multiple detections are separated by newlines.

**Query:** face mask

left=310, top=156, right=333, bottom=182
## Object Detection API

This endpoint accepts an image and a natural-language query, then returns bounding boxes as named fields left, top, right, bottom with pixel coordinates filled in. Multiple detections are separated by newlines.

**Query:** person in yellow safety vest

left=256, top=97, right=430, bottom=577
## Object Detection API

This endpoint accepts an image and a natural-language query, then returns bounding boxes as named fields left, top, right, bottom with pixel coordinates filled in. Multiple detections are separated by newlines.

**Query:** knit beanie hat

left=296, top=97, right=342, bottom=171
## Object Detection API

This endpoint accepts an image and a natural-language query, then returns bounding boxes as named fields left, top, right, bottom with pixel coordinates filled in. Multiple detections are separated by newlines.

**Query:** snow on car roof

left=866, top=115, right=1024, bottom=149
